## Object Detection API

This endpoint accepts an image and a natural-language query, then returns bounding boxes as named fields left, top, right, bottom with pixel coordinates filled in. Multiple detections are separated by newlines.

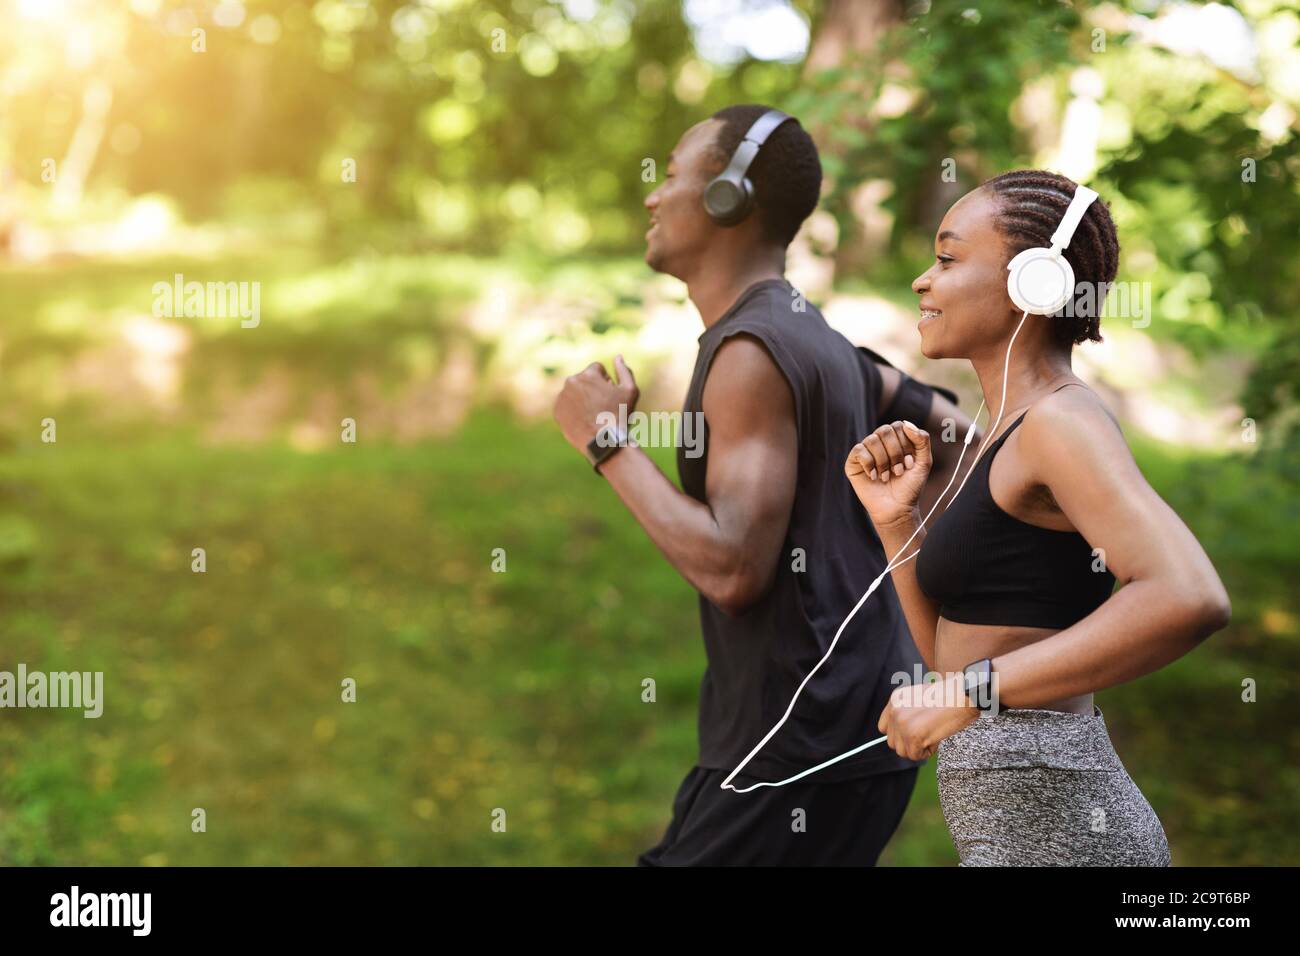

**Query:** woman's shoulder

left=1023, top=381, right=1119, bottom=431
left=1017, top=383, right=1132, bottom=480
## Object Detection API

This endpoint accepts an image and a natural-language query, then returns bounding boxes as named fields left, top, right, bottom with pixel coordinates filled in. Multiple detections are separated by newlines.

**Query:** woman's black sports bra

left=914, top=386, right=1116, bottom=629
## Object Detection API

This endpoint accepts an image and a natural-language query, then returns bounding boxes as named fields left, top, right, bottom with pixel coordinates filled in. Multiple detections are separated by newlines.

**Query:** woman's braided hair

left=981, top=170, right=1120, bottom=347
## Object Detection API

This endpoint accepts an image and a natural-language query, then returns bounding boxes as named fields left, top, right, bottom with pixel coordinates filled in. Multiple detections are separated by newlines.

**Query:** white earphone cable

left=720, top=310, right=1031, bottom=793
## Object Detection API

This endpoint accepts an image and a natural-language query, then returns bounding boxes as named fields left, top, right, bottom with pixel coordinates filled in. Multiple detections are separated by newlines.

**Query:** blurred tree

left=1, top=0, right=1294, bottom=430
left=800, top=0, right=905, bottom=276
left=789, top=0, right=1299, bottom=437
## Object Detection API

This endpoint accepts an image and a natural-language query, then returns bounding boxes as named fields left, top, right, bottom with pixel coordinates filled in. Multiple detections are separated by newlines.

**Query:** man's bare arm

left=592, top=335, right=798, bottom=615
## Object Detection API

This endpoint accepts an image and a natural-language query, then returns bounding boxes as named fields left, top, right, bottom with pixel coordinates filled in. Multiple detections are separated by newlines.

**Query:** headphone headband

left=1006, top=180, right=1100, bottom=315
left=739, top=109, right=793, bottom=152
left=1050, top=184, right=1100, bottom=253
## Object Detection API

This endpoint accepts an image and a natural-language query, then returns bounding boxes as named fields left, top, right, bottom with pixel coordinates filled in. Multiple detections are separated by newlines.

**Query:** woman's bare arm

left=873, top=508, right=941, bottom=673
left=846, top=421, right=947, bottom=673
left=985, top=390, right=1231, bottom=708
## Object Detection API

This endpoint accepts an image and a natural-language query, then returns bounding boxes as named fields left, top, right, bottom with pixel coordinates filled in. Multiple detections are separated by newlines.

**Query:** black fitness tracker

left=962, top=658, right=996, bottom=713
left=586, top=423, right=629, bottom=475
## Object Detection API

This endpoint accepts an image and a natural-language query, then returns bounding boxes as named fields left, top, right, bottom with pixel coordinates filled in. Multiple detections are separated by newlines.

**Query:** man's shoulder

left=745, top=280, right=829, bottom=322
left=718, top=284, right=835, bottom=355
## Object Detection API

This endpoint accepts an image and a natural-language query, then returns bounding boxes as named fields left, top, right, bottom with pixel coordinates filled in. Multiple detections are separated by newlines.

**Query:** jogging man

left=553, top=104, right=973, bottom=865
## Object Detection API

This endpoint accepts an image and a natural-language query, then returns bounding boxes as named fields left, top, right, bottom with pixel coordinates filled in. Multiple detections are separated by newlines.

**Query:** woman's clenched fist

left=844, top=420, right=932, bottom=529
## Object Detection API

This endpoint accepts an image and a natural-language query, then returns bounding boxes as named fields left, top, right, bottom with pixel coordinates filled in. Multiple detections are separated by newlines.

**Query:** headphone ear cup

left=704, top=175, right=752, bottom=226
left=1007, top=248, right=1076, bottom=315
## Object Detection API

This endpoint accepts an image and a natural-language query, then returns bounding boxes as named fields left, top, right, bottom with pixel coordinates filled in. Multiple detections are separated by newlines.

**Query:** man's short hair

left=708, top=104, right=822, bottom=247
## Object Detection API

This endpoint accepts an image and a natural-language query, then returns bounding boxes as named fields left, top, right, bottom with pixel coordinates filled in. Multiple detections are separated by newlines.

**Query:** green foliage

left=790, top=0, right=1299, bottom=433
left=0, top=1, right=803, bottom=253
left=790, top=0, right=1080, bottom=244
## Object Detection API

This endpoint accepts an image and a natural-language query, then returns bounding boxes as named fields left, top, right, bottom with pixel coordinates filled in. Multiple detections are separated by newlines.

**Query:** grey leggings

left=937, top=705, right=1171, bottom=866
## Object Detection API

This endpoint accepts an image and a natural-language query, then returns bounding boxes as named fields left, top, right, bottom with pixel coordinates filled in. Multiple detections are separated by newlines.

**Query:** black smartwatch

left=962, top=658, right=997, bottom=714
left=585, top=423, right=629, bottom=475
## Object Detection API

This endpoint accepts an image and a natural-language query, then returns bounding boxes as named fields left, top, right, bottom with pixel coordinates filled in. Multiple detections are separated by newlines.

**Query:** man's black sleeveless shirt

left=677, top=278, right=927, bottom=782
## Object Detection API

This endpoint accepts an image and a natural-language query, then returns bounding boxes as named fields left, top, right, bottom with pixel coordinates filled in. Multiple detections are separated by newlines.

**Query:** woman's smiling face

left=911, top=188, right=1016, bottom=359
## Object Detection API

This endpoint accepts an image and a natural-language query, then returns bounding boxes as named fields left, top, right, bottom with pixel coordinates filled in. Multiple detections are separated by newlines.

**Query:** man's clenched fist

left=553, top=354, right=639, bottom=454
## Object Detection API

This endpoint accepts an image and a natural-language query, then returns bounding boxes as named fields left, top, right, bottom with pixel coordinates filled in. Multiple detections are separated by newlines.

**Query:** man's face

left=643, top=119, right=725, bottom=277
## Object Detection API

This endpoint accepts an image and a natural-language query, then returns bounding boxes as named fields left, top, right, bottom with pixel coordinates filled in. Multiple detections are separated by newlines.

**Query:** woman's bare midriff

left=934, top=617, right=1094, bottom=715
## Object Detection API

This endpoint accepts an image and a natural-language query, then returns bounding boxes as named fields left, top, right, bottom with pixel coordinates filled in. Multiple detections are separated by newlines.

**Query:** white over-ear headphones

left=1005, top=184, right=1098, bottom=314
left=719, top=180, right=1101, bottom=794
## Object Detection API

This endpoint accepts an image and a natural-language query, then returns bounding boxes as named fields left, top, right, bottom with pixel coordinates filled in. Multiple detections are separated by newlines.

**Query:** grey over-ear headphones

left=702, top=109, right=794, bottom=226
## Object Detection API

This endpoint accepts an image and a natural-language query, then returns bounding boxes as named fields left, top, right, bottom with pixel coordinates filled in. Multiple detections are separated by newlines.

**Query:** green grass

left=0, top=409, right=1293, bottom=865
left=0, top=414, right=704, bottom=865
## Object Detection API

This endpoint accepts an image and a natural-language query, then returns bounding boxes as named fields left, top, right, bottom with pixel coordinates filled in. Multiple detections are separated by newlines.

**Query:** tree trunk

left=803, top=0, right=905, bottom=76
left=802, top=0, right=906, bottom=282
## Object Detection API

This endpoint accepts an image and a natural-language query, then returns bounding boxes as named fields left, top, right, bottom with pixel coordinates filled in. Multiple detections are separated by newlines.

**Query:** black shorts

left=636, top=764, right=919, bottom=866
